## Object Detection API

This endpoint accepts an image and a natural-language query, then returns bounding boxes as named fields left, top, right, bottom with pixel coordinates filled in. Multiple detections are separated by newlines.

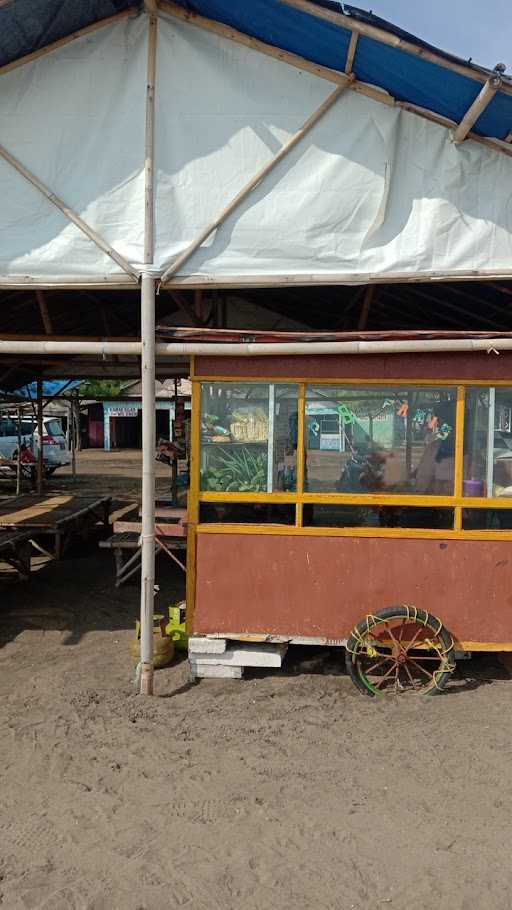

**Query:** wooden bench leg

left=115, top=547, right=143, bottom=587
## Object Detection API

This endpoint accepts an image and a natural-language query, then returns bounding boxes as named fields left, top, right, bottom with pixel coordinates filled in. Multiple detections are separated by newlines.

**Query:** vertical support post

left=267, top=384, right=275, bottom=492
left=103, top=406, right=111, bottom=452
left=295, top=383, right=306, bottom=528
left=486, top=386, right=496, bottom=498
left=186, top=367, right=200, bottom=634
left=139, top=9, right=158, bottom=696
left=454, top=386, right=466, bottom=531
left=36, top=377, right=44, bottom=494
left=71, top=398, right=77, bottom=483
left=16, top=407, right=22, bottom=495
left=171, top=377, right=178, bottom=503
left=144, top=12, right=157, bottom=258
left=140, top=272, right=156, bottom=695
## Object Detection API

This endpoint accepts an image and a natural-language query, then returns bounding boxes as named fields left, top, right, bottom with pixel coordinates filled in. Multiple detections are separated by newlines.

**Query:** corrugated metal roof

left=1, top=1, right=511, bottom=141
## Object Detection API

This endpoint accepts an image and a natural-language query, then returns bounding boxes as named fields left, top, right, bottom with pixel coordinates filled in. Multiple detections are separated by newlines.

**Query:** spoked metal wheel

left=345, top=606, right=456, bottom=697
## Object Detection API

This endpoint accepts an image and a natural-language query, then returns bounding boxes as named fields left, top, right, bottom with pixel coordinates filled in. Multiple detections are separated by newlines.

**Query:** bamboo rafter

left=0, top=143, right=139, bottom=280
left=280, top=0, right=512, bottom=97
left=160, top=80, right=351, bottom=282
left=157, top=0, right=512, bottom=165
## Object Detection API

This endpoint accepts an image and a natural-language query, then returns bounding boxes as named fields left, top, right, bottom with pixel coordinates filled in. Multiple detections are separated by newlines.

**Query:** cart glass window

left=463, top=387, right=512, bottom=498
left=303, top=505, right=455, bottom=529
left=305, top=386, right=457, bottom=495
left=200, top=383, right=298, bottom=493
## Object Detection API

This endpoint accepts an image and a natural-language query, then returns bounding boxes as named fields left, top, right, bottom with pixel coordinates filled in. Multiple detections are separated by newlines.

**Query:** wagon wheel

left=345, top=606, right=456, bottom=697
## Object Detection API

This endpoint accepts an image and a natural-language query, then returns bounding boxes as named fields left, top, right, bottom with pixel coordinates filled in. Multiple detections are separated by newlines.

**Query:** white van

left=0, top=416, right=72, bottom=475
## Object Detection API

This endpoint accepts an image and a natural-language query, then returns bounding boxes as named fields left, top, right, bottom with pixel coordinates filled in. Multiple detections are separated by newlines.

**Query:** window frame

left=193, top=377, right=512, bottom=539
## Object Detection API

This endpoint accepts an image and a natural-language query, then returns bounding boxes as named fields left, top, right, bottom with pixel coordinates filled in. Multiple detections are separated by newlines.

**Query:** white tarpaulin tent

left=2, top=0, right=512, bottom=695
left=1, top=10, right=512, bottom=288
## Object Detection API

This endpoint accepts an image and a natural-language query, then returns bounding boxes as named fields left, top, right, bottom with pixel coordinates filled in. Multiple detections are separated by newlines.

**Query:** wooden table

left=0, top=529, right=32, bottom=580
left=0, top=494, right=111, bottom=559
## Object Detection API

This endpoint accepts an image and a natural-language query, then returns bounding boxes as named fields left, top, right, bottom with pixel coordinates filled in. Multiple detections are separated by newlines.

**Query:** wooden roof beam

left=452, top=72, right=503, bottom=143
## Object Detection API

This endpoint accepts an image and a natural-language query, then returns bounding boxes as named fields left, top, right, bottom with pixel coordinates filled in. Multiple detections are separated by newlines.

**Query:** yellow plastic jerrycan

left=166, top=601, right=188, bottom=651
left=129, top=614, right=175, bottom=669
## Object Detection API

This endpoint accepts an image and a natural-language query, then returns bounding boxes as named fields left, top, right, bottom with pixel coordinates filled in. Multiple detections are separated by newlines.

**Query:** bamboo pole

left=171, top=378, right=179, bottom=503
left=71, top=398, right=77, bottom=483
left=0, top=11, right=135, bottom=78
left=345, top=32, right=358, bottom=74
left=5, top=336, right=512, bottom=357
left=160, top=81, right=350, bottom=281
left=357, top=285, right=375, bottom=330
left=158, top=0, right=351, bottom=88
left=36, top=291, right=53, bottom=335
left=0, top=144, right=139, bottom=280
left=452, top=75, right=502, bottom=143
left=16, top=407, right=22, bottom=495
left=139, top=272, right=156, bottom=696
left=36, top=378, right=44, bottom=494
left=139, top=7, right=158, bottom=697
left=144, top=13, right=158, bottom=263
left=280, top=0, right=512, bottom=98
left=162, top=0, right=511, bottom=161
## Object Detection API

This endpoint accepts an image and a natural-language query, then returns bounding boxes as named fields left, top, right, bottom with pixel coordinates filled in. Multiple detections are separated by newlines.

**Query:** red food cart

left=186, top=339, right=512, bottom=696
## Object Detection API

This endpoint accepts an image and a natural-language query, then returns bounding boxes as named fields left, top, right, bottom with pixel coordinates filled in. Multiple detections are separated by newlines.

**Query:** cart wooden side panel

left=196, top=352, right=512, bottom=382
left=194, top=532, right=512, bottom=648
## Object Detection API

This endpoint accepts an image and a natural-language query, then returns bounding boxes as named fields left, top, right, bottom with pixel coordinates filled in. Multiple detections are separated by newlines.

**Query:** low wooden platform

left=100, top=531, right=186, bottom=587
left=0, top=529, right=32, bottom=580
left=0, top=494, right=111, bottom=559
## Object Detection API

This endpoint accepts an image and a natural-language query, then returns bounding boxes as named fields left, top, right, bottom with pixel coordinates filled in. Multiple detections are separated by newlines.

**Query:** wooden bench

left=0, top=494, right=111, bottom=559
left=0, top=529, right=32, bottom=580
left=100, top=531, right=187, bottom=587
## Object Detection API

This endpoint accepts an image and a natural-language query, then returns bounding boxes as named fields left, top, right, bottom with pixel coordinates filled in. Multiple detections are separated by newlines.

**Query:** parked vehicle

left=0, top=416, right=71, bottom=475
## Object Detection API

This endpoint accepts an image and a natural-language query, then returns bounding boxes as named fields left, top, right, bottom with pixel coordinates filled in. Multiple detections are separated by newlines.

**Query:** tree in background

left=78, top=379, right=128, bottom=399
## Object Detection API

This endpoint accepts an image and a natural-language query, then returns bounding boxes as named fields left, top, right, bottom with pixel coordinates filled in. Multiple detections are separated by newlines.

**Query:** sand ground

left=1, top=450, right=512, bottom=909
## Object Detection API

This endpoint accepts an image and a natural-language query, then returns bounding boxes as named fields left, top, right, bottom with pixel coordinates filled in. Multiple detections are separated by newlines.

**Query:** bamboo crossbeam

left=160, top=81, right=350, bottom=281
left=158, top=0, right=350, bottom=88
left=345, top=32, right=358, bottom=75
left=159, top=0, right=511, bottom=168
left=452, top=75, right=502, bottom=143
left=0, top=144, right=139, bottom=280
left=280, top=0, right=512, bottom=97
left=0, top=10, right=135, bottom=78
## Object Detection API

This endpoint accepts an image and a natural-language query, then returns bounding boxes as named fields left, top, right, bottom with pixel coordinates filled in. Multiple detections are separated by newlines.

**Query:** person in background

left=414, top=402, right=456, bottom=495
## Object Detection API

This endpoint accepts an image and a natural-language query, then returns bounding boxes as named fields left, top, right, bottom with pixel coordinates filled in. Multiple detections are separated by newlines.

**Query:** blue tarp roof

left=10, top=381, right=81, bottom=398
left=1, top=0, right=511, bottom=141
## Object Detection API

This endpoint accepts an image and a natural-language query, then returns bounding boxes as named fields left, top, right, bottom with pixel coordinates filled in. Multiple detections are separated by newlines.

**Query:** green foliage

left=201, top=447, right=267, bottom=492
left=79, top=379, right=129, bottom=399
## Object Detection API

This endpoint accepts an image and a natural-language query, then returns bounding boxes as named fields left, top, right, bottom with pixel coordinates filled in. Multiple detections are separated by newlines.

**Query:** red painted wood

left=196, top=352, right=512, bottom=382
left=195, top=533, right=512, bottom=643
